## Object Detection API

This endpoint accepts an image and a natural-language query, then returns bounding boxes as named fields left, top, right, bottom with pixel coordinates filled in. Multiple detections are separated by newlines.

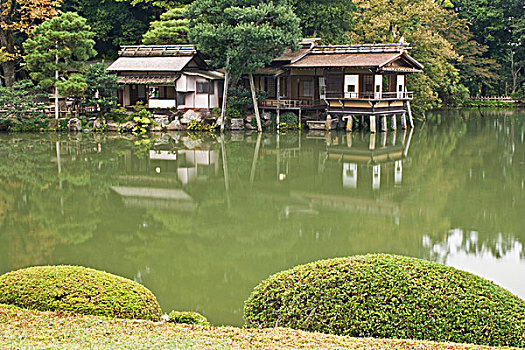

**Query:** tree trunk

left=0, top=31, right=16, bottom=86
left=249, top=72, right=262, bottom=132
left=510, top=50, right=522, bottom=94
left=220, top=57, right=230, bottom=133
left=0, top=61, right=16, bottom=87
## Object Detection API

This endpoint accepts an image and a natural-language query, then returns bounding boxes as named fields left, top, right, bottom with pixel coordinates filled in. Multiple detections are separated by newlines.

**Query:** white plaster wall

left=123, top=85, right=130, bottom=106
left=149, top=99, right=177, bottom=108
left=176, top=75, right=188, bottom=92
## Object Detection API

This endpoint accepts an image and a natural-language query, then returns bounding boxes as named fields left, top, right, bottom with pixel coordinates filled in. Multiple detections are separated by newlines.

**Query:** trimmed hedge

left=168, top=311, right=210, bottom=326
left=0, top=265, right=162, bottom=321
left=244, top=254, right=525, bottom=347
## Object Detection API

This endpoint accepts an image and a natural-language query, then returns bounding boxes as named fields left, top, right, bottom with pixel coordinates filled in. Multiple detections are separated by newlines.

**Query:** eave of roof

left=184, top=70, right=224, bottom=80
left=117, top=74, right=180, bottom=84
left=107, top=56, right=194, bottom=72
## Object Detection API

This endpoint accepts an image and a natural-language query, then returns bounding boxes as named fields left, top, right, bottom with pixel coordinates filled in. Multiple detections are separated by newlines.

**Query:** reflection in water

left=0, top=109, right=524, bottom=326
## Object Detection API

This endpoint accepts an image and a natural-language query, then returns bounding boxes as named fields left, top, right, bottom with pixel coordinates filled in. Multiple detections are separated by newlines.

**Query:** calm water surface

left=0, top=109, right=524, bottom=326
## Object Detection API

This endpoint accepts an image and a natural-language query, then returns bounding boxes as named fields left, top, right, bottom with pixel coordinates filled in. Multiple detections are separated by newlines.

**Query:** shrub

left=187, top=119, right=215, bottom=132
left=167, top=311, right=210, bottom=326
left=0, top=265, right=162, bottom=321
left=244, top=254, right=525, bottom=347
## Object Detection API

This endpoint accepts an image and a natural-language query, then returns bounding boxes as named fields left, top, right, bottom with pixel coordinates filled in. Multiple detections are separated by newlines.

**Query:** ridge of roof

left=312, top=43, right=411, bottom=55
left=119, top=45, right=197, bottom=57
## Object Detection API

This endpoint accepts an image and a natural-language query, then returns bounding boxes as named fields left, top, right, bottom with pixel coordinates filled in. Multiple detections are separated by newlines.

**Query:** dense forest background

left=1, top=0, right=524, bottom=108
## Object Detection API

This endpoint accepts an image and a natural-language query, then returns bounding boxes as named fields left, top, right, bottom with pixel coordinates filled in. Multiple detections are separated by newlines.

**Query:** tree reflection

left=0, top=109, right=523, bottom=325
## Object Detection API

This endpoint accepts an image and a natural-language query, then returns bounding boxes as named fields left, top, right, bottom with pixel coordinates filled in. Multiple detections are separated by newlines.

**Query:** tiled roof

left=107, top=56, right=194, bottom=72
left=287, top=52, right=403, bottom=68
left=118, top=45, right=197, bottom=57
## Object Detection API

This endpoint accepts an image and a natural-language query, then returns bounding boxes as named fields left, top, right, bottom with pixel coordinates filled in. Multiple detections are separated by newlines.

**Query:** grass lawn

left=0, top=304, right=518, bottom=350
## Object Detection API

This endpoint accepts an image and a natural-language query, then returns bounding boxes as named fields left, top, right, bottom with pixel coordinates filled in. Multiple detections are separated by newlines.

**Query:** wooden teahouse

left=107, top=45, right=224, bottom=111
left=254, top=40, right=424, bottom=132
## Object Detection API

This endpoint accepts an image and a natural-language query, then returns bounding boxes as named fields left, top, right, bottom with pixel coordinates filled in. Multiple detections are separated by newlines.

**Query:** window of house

left=176, top=92, right=186, bottom=106
left=137, top=85, right=146, bottom=99
left=196, top=81, right=214, bottom=94
left=301, top=80, right=314, bottom=97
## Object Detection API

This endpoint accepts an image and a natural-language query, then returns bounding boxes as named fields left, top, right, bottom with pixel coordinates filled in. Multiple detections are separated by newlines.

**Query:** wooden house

left=107, top=45, right=223, bottom=111
left=254, top=40, right=423, bottom=132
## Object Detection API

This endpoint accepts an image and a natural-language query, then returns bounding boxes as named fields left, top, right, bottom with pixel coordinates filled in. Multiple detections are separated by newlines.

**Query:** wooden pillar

left=390, top=131, right=397, bottom=146
left=380, top=115, right=387, bottom=132
left=276, top=76, right=281, bottom=131
left=346, top=116, right=353, bottom=132
left=346, top=132, right=352, bottom=147
left=298, top=108, right=302, bottom=129
left=390, top=114, right=397, bottom=131
left=370, top=115, right=377, bottom=133
left=360, top=115, right=365, bottom=129
left=381, top=131, right=387, bottom=147
left=326, top=114, right=332, bottom=131
left=400, top=112, right=407, bottom=130
left=369, top=133, right=376, bottom=150
left=406, top=100, right=415, bottom=128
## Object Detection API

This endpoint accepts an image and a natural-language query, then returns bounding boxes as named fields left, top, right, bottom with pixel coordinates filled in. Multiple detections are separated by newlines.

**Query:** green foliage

left=278, top=112, right=299, bottom=130
left=105, top=106, right=130, bottom=123
left=167, top=311, right=210, bottom=326
left=55, top=73, right=88, bottom=101
left=187, top=0, right=300, bottom=78
left=23, top=12, right=97, bottom=92
left=62, top=0, right=156, bottom=59
left=227, top=87, right=266, bottom=119
left=84, top=62, right=120, bottom=114
left=0, top=80, right=48, bottom=131
left=349, top=0, right=466, bottom=113
left=291, top=0, right=356, bottom=44
left=131, top=108, right=153, bottom=134
left=244, top=254, right=525, bottom=347
left=187, top=120, right=216, bottom=132
left=142, top=7, right=189, bottom=45
left=0, top=265, right=162, bottom=321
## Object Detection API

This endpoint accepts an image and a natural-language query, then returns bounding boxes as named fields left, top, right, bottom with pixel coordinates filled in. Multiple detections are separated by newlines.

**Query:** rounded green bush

left=0, top=265, right=162, bottom=321
left=244, top=254, right=525, bottom=347
left=167, top=311, right=210, bottom=326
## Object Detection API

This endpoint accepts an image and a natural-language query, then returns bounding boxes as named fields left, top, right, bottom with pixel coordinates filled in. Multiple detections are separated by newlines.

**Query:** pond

left=0, top=108, right=523, bottom=326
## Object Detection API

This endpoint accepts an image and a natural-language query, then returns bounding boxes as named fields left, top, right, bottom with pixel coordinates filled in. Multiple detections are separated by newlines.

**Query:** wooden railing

left=470, top=96, right=517, bottom=102
left=325, top=91, right=413, bottom=100
left=261, top=99, right=325, bottom=108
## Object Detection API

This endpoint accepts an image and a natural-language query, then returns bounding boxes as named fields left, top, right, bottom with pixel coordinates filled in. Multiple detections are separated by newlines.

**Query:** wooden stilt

left=370, top=115, right=377, bottom=133
left=360, top=115, right=365, bottom=129
left=381, top=131, right=387, bottom=147
left=325, top=114, right=332, bottom=131
left=406, top=101, right=414, bottom=128
left=346, top=116, right=353, bottom=132
left=390, top=114, right=397, bottom=131
left=369, top=133, right=376, bottom=150
left=298, top=108, right=302, bottom=129
left=346, top=132, right=352, bottom=147
left=276, top=76, right=281, bottom=131
left=400, top=112, right=407, bottom=129
left=380, top=115, right=387, bottom=132
left=390, top=131, right=397, bottom=146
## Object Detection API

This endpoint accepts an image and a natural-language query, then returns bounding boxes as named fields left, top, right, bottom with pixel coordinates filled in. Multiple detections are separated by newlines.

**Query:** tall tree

left=142, top=7, right=189, bottom=44
left=291, top=0, right=356, bottom=44
left=348, top=0, right=467, bottom=113
left=62, top=0, right=156, bottom=59
left=83, top=62, right=119, bottom=115
left=451, top=0, right=524, bottom=95
left=0, top=0, right=59, bottom=86
left=187, top=0, right=300, bottom=132
left=23, top=12, right=96, bottom=118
